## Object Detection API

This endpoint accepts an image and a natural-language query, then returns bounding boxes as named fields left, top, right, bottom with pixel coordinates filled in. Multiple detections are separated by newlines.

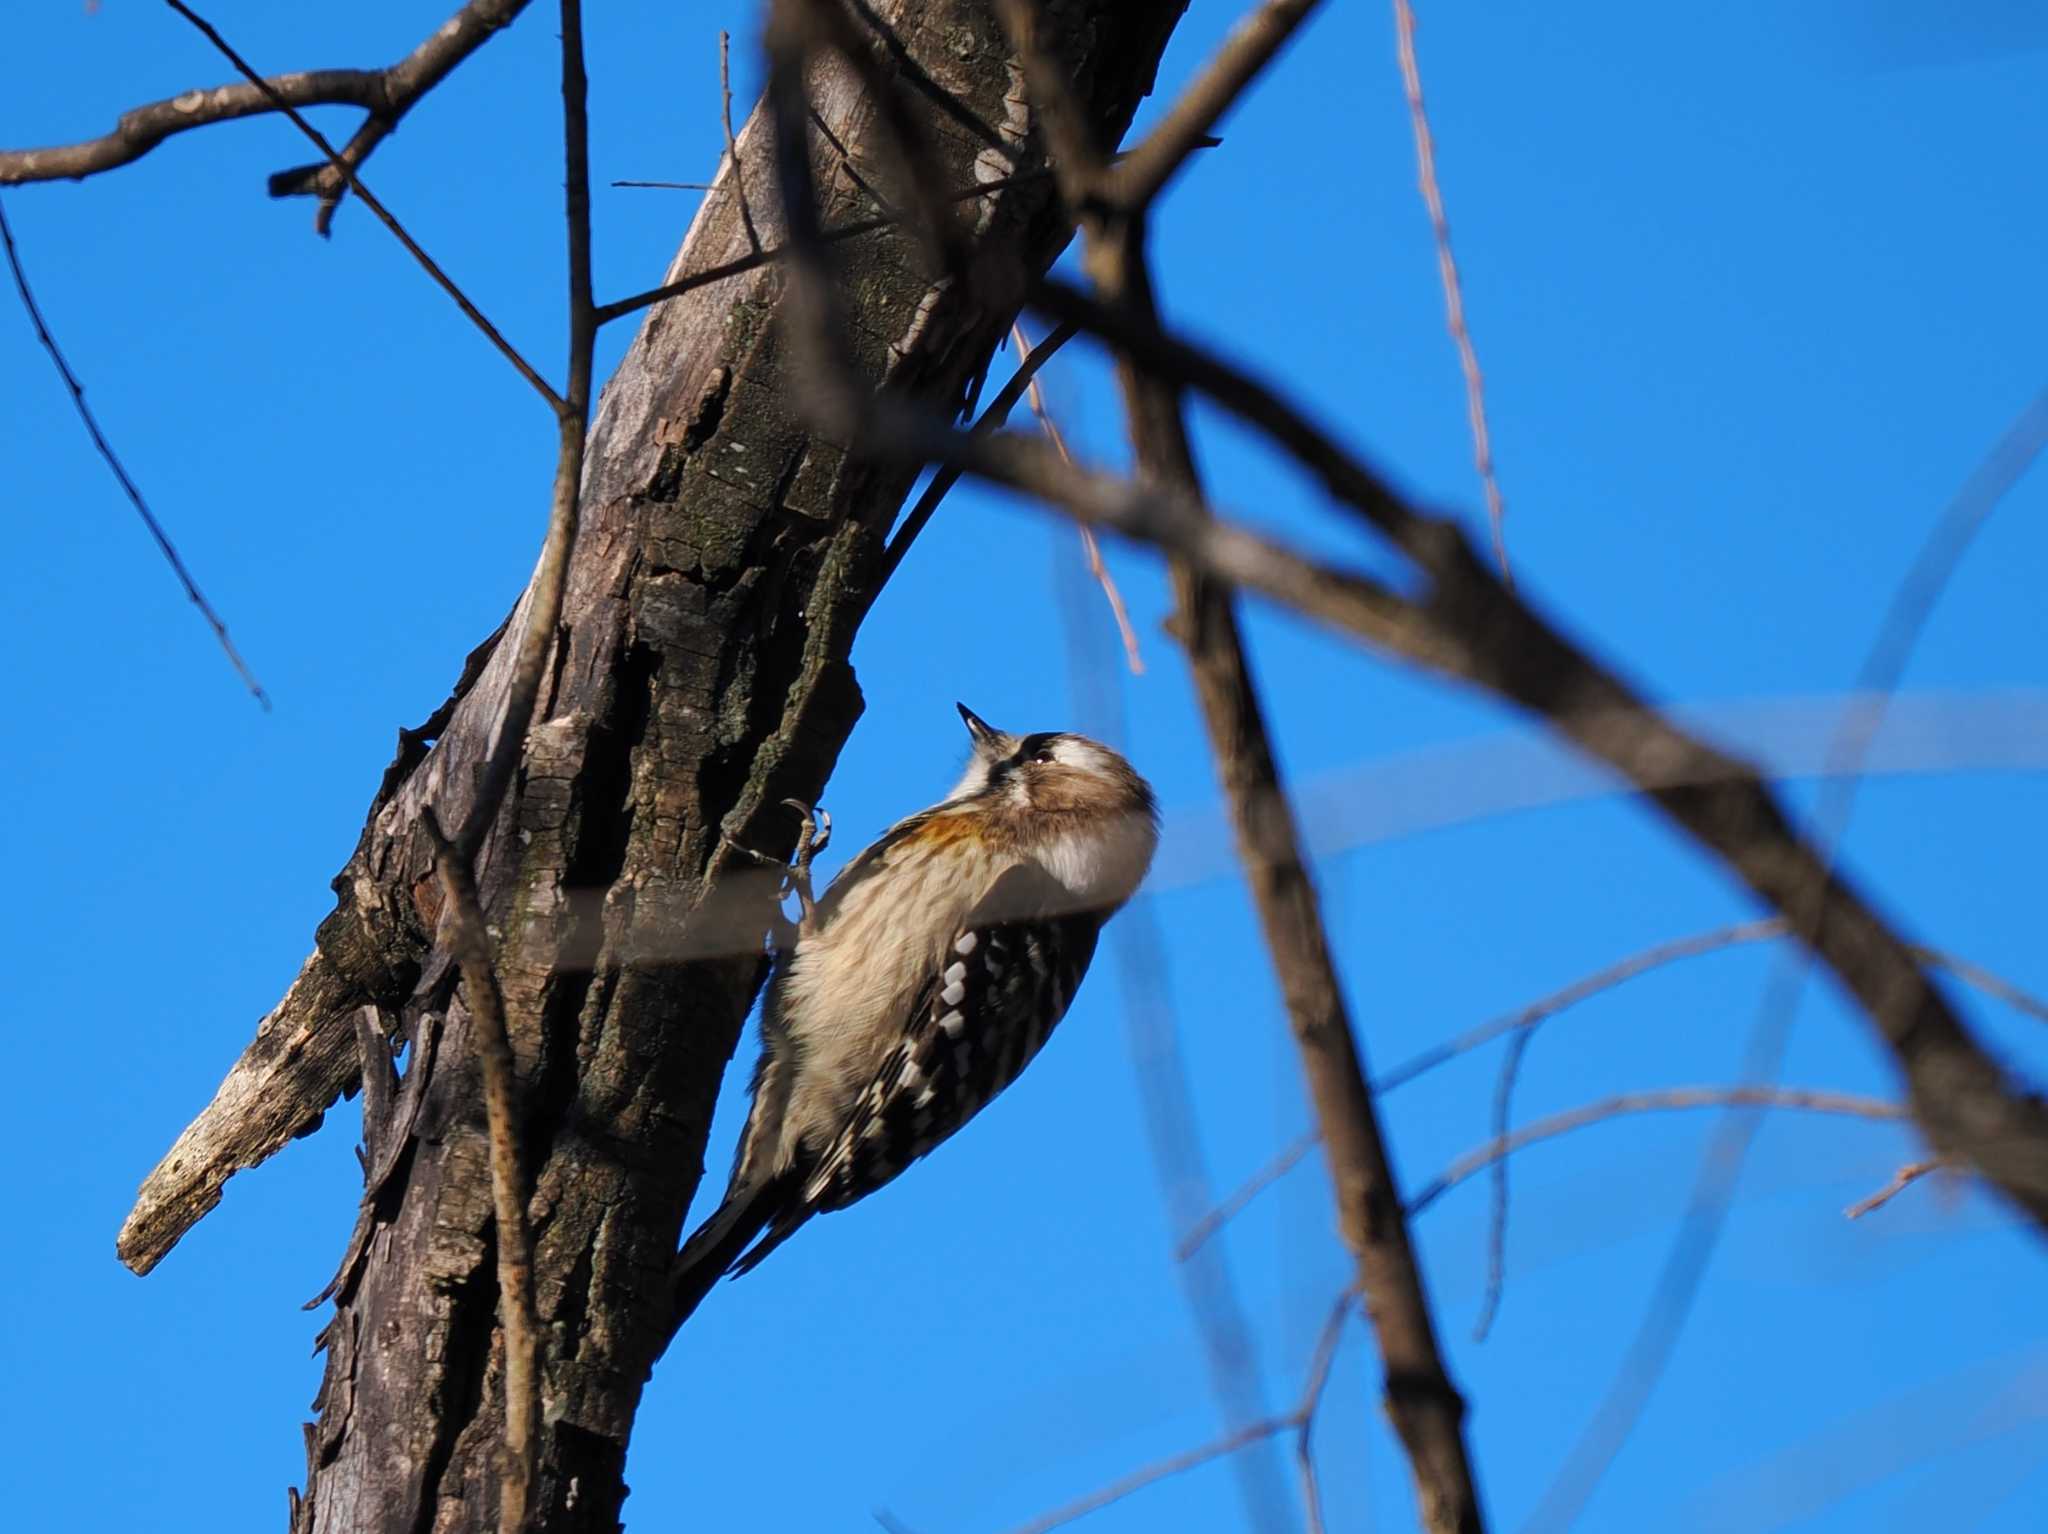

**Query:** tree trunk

left=115, top=5, right=1188, bottom=1530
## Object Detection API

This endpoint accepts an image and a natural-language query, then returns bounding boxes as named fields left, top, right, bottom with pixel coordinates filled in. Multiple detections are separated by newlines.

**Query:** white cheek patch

left=1049, top=738, right=1113, bottom=774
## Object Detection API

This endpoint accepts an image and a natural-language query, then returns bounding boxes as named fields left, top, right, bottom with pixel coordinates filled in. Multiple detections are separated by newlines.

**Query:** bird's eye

left=1032, top=749, right=1057, bottom=765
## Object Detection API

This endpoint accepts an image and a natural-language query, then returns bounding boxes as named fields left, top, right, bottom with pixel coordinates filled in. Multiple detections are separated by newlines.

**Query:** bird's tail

left=671, top=1175, right=790, bottom=1330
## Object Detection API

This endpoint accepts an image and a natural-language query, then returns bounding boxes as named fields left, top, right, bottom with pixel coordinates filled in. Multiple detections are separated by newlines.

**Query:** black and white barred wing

left=803, top=866, right=1104, bottom=1215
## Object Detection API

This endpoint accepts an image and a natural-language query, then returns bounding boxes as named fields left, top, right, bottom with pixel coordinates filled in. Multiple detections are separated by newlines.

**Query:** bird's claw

left=779, top=799, right=829, bottom=927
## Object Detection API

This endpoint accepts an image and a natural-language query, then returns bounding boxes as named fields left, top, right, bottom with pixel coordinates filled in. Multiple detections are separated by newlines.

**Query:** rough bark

left=115, top=5, right=1188, bottom=1531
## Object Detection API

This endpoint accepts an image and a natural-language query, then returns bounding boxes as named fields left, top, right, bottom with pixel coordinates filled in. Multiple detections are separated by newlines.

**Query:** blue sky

left=5, top=3, right=2046, bottom=1530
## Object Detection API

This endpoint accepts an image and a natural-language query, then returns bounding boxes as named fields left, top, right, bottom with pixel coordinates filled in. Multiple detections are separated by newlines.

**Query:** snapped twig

left=1845, top=1159, right=1942, bottom=1219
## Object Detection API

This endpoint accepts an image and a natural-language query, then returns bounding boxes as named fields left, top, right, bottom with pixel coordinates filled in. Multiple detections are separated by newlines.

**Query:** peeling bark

left=114, top=5, right=1189, bottom=1531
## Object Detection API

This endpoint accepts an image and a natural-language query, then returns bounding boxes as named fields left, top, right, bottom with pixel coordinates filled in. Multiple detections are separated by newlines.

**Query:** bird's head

left=947, top=703, right=1158, bottom=824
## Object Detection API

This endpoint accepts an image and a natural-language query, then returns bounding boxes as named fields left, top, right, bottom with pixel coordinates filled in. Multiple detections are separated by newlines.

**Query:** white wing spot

left=941, top=981, right=966, bottom=1006
left=939, top=1010, right=966, bottom=1037
left=897, top=1057, right=925, bottom=1090
left=954, top=931, right=979, bottom=955
left=943, top=961, right=967, bottom=986
left=914, top=1085, right=936, bottom=1108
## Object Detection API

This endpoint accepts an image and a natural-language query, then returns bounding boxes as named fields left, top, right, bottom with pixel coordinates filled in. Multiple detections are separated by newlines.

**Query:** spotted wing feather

left=805, top=865, right=1102, bottom=1214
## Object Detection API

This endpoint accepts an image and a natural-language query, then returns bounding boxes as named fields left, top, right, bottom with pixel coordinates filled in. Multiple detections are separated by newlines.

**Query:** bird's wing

left=727, top=865, right=1102, bottom=1278
left=802, top=863, right=1103, bottom=1214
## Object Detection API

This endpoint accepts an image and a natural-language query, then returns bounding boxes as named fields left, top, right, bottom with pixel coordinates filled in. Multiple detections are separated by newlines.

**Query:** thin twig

left=1468, top=918, right=1787, bottom=1340
left=989, top=1291, right=1357, bottom=1534
left=1845, top=1159, right=1940, bottom=1219
left=0, top=192, right=267, bottom=707
left=592, top=170, right=1043, bottom=326
left=720, top=29, right=762, bottom=253
left=1472, top=1024, right=1532, bottom=1340
left=1392, top=0, right=1508, bottom=581
left=161, top=0, right=563, bottom=410
left=420, top=811, right=540, bottom=1534
left=1405, top=1088, right=1909, bottom=1218
left=875, top=321, right=1079, bottom=591
left=1011, top=320, right=1143, bottom=673
left=1295, top=1291, right=1355, bottom=1534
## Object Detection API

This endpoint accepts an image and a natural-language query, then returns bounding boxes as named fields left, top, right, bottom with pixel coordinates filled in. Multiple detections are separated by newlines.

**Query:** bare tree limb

left=0, top=192, right=266, bottom=706
left=1404, top=1087, right=1909, bottom=1218
left=163, top=0, right=562, bottom=409
left=993, top=4, right=1485, bottom=1524
left=2, top=0, right=531, bottom=237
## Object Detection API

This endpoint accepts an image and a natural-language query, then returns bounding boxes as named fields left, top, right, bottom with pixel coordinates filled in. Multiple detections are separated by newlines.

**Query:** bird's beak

left=956, top=702, right=1002, bottom=749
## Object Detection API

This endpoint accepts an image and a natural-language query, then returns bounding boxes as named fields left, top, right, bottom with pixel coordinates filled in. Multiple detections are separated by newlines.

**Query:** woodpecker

left=674, top=703, right=1158, bottom=1317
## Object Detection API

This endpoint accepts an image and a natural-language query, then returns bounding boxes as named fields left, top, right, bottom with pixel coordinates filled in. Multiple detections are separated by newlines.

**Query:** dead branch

left=0, top=193, right=265, bottom=706
left=2, top=0, right=530, bottom=237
